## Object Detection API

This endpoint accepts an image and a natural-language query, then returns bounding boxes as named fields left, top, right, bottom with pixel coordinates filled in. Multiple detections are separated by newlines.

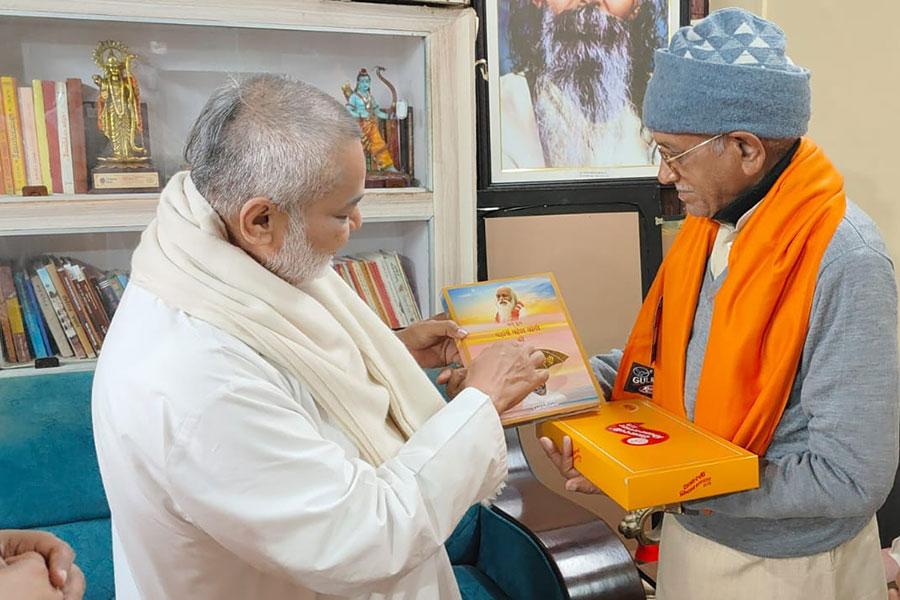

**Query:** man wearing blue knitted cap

left=540, top=7, right=899, bottom=598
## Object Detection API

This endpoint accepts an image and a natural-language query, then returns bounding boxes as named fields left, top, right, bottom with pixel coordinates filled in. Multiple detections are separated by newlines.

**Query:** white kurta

left=92, top=283, right=508, bottom=599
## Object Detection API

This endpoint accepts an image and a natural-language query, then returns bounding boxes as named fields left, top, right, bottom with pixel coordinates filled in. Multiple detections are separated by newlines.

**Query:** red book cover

left=364, top=259, right=400, bottom=328
left=65, top=79, right=88, bottom=194
left=41, top=80, right=62, bottom=193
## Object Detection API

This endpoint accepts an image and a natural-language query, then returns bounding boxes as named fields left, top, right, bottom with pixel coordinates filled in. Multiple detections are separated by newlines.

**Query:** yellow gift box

left=538, top=400, right=759, bottom=510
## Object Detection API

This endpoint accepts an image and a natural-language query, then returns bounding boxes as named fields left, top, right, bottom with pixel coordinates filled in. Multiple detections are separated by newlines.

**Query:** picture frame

left=475, top=0, right=688, bottom=187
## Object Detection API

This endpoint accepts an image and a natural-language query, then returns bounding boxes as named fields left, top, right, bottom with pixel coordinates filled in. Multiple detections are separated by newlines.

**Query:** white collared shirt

left=709, top=204, right=761, bottom=279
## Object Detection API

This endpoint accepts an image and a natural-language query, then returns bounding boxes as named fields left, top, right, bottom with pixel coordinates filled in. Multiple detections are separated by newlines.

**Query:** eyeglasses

left=657, top=133, right=725, bottom=168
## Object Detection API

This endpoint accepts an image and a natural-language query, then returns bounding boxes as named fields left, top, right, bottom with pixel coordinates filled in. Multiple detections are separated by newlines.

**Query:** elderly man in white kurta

left=92, top=74, right=548, bottom=600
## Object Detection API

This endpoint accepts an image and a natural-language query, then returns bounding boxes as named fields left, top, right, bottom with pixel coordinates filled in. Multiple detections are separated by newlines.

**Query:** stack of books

left=0, top=257, right=127, bottom=366
left=0, top=76, right=89, bottom=196
left=334, top=251, right=421, bottom=328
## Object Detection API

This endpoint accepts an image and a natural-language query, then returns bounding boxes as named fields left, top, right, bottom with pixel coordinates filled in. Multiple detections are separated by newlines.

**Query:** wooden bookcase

left=0, top=0, right=477, bottom=377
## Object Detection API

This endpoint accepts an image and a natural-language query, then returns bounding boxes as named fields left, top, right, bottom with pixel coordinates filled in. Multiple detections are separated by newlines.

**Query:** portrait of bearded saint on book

left=494, top=285, right=527, bottom=324
left=500, top=0, right=666, bottom=170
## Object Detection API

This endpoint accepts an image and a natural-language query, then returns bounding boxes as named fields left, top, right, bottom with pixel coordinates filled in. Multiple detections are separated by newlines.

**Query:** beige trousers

left=656, top=514, right=887, bottom=600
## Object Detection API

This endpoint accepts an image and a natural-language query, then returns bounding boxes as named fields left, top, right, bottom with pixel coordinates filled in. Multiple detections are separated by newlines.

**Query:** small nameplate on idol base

left=91, top=163, right=160, bottom=193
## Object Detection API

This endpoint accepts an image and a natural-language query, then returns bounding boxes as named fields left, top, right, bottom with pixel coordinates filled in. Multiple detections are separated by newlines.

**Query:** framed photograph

left=479, top=0, right=686, bottom=185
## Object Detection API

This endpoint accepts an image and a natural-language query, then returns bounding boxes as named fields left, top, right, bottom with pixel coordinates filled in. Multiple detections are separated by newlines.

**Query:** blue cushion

left=42, top=518, right=114, bottom=600
left=478, top=507, right=566, bottom=600
left=0, top=370, right=109, bottom=528
left=452, top=565, right=509, bottom=600
left=445, top=504, right=481, bottom=565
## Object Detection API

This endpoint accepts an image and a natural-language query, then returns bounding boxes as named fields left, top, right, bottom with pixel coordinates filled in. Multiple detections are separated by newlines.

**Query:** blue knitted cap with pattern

left=643, top=8, right=810, bottom=138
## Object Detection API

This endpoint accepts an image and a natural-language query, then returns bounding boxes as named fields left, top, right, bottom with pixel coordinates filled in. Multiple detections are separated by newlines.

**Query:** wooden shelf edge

left=0, top=189, right=434, bottom=235
left=0, top=358, right=97, bottom=379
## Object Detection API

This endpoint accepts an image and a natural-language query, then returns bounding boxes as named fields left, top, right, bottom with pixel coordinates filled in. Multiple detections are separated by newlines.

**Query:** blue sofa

left=0, top=369, right=644, bottom=599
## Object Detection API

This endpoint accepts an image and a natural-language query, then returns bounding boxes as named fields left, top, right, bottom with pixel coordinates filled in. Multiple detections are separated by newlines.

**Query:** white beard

left=264, top=213, right=333, bottom=287
left=497, top=301, right=514, bottom=322
left=531, top=79, right=652, bottom=168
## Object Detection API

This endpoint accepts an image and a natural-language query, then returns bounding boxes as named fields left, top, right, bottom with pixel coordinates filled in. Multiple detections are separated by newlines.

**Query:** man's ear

left=729, top=131, right=766, bottom=178
left=237, top=196, right=278, bottom=247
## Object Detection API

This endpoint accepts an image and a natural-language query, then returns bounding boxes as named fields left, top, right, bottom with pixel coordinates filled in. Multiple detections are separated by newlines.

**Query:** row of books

left=0, top=76, right=90, bottom=196
left=0, top=257, right=128, bottom=366
left=334, top=252, right=422, bottom=328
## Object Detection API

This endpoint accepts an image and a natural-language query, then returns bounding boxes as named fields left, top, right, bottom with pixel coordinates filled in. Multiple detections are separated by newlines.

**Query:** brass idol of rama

left=92, top=40, right=147, bottom=164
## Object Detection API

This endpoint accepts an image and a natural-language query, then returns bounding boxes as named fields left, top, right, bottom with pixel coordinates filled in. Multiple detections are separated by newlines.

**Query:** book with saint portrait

left=442, top=272, right=602, bottom=426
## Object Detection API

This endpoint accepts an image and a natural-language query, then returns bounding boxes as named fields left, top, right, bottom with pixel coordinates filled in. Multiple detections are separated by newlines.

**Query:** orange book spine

left=1, top=77, right=27, bottom=193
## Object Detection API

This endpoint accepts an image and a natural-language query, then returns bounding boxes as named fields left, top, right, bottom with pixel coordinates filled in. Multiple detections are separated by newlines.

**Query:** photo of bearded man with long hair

left=497, top=0, right=668, bottom=171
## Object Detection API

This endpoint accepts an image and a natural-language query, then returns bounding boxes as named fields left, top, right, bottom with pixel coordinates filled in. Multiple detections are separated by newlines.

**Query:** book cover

left=30, top=271, right=73, bottom=357
left=17, top=87, right=42, bottom=187
left=362, top=258, right=400, bottom=329
left=37, top=263, right=86, bottom=359
left=1, top=76, right=27, bottom=193
left=59, top=262, right=101, bottom=353
left=55, top=82, right=75, bottom=195
left=383, top=252, right=420, bottom=325
left=31, top=81, right=53, bottom=191
left=95, top=274, right=121, bottom=319
left=0, top=274, right=16, bottom=362
left=364, top=252, right=407, bottom=327
left=70, top=261, right=110, bottom=339
left=65, top=79, right=88, bottom=194
left=23, top=272, right=54, bottom=357
left=106, top=273, right=126, bottom=301
left=442, top=273, right=602, bottom=426
left=41, top=80, right=63, bottom=193
left=46, top=258, right=95, bottom=358
left=355, top=257, right=392, bottom=326
left=337, top=259, right=365, bottom=299
left=13, top=270, right=50, bottom=358
left=346, top=259, right=383, bottom=320
left=1, top=264, right=31, bottom=362
left=0, top=91, right=13, bottom=195
left=539, top=400, right=760, bottom=510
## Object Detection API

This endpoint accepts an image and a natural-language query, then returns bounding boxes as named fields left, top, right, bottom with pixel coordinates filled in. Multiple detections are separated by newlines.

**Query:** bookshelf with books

left=0, top=0, right=477, bottom=376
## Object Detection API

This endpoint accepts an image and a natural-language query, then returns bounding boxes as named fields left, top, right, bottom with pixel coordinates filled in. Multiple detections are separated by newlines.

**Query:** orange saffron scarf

left=612, top=138, right=846, bottom=455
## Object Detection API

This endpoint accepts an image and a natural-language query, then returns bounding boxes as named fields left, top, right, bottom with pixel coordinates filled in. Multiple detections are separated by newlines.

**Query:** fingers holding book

left=466, top=340, right=549, bottom=415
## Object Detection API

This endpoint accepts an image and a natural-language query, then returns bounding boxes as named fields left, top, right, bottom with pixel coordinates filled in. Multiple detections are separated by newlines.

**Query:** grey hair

left=711, top=135, right=798, bottom=163
left=184, top=74, right=361, bottom=218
